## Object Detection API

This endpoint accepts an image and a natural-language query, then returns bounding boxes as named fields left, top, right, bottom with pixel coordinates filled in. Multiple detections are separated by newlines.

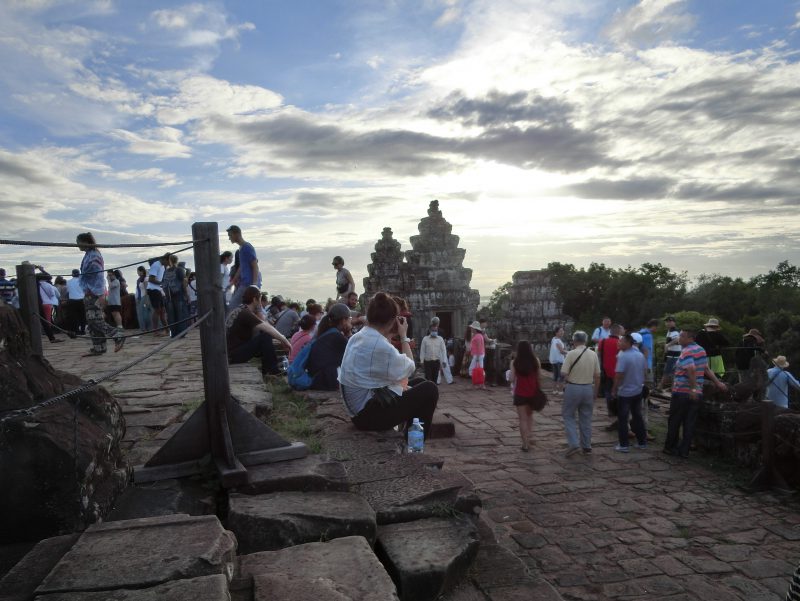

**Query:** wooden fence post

left=16, top=263, right=43, bottom=357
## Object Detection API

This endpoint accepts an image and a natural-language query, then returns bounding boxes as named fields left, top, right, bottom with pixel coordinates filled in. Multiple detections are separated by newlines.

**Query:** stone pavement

left=427, top=377, right=800, bottom=601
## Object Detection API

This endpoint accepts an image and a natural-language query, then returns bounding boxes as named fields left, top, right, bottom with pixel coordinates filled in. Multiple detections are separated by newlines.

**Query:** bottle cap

left=412, top=417, right=420, bottom=424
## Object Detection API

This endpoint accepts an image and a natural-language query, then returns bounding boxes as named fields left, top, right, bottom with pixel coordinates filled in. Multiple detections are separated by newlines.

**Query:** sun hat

left=469, top=321, right=482, bottom=331
left=773, top=356, right=790, bottom=369
left=327, top=303, right=351, bottom=320
left=704, top=317, right=720, bottom=328
left=631, top=332, right=643, bottom=344
left=744, top=329, right=765, bottom=345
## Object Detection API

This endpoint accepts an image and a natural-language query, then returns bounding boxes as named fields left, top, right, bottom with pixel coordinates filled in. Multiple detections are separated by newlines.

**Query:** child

left=509, top=340, right=542, bottom=452
left=468, top=321, right=486, bottom=389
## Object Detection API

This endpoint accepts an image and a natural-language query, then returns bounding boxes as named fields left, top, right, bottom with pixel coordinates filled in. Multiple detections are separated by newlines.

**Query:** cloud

left=427, top=90, right=574, bottom=127
left=605, top=0, right=696, bottom=48
left=560, top=177, right=675, bottom=200
left=149, top=3, right=255, bottom=48
left=105, top=168, right=180, bottom=188
left=110, top=127, right=192, bottom=159
left=793, top=11, right=800, bottom=30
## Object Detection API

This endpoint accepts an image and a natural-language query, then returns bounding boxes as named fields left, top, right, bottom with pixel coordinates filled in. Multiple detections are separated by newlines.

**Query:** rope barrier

left=40, top=312, right=198, bottom=340
left=0, top=239, right=198, bottom=248
left=0, top=310, right=211, bottom=426
left=49, top=242, right=200, bottom=278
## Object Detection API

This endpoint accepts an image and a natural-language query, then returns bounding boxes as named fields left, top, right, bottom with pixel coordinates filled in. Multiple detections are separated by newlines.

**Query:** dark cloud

left=427, top=90, right=574, bottom=127
left=675, top=182, right=799, bottom=203
left=560, top=176, right=675, bottom=200
left=0, top=157, right=60, bottom=186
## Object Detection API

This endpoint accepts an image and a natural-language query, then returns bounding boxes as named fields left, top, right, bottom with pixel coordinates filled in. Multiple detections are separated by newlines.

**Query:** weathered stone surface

left=32, top=574, right=229, bottom=601
left=106, top=479, right=216, bottom=522
left=376, top=517, right=479, bottom=601
left=235, top=455, right=348, bottom=495
left=227, top=491, right=376, bottom=553
left=734, top=558, right=795, bottom=579
left=0, top=534, right=79, bottom=601
left=251, top=574, right=351, bottom=601
left=36, top=515, right=236, bottom=595
left=239, top=536, right=398, bottom=600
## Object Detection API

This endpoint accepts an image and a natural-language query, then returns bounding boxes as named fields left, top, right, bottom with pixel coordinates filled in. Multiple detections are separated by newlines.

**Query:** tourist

left=549, top=326, right=567, bottom=395
left=480, top=319, right=497, bottom=385
left=420, top=317, right=447, bottom=383
left=339, top=292, right=438, bottom=437
left=598, top=324, right=623, bottom=431
left=226, top=285, right=290, bottom=375
left=300, top=298, right=316, bottom=318
left=220, top=251, right=233, bottom=307
left=186, top=272, right=197, bottom=320
left=663, top=328, right=727, bottom=457
left=105, top=270, right=123, bottom=328
left=37, top=270, right=62, bottom=344
left=0, top=268, right=15, bottom=305
left=162, top=255, right=188, bottom=337
left=391, top=296, right=415, bottom=351
left=561, top=331, right=600, bottom=457
left=306, top=303, right=323, bottom=328
left=307, top=303, right=351, bottom=390
left=289, top=314, right=316, bottom=363
left=332, top=255, right=355, bottom=300
left=53, top=276, right=68, bottom=327
left=460, top=325, right=473, bottom=378
left=346, top=291, right=366, bottom=332
left=227, top=225, right=261, bottom=310
left=509, top=340, right=544, bottom=452
left=66, top=268, right=87, bottom=335
left=695, top=317, right=729, bottom=379
left=766, top=356, right=800, bottom=409
left=147, top=255, right=169, bottom=336
left=611, top=334, right=648, bottom=452
left=267, top=296, right=284, bottom=324
left=638, top=319, right=659, bottom=385
left=468, top=321, right=486, bottom=389
left=591, top=317, right=612, bottom=344
left=76, top=233, right=124, bottom=354
left=134, top=266, right=150, bottom=332
left=658, top=316, right=681, bottom=391
left=274, top=301, right=301, bottom=338
left=735, top=328, right=766, bottom=382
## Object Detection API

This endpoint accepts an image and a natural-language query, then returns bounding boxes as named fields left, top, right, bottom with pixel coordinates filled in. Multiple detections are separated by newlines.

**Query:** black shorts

left=147, top=289, right=164, bottom=309
left=105, top=304, right=122, bottom=313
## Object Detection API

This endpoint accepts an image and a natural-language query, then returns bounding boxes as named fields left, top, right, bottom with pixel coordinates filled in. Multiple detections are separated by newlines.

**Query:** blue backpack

left=287, top=328, right=338, bottom=390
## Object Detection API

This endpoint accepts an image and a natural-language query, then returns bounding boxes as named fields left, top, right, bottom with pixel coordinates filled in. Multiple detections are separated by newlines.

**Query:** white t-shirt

left=147, top=262, right=165, bottom=291
left=549, top=336, right=566, bottom=364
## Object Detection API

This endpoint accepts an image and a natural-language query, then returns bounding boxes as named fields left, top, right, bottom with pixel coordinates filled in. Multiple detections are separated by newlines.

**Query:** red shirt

left=598, top=336, right=620, bottom=379
left=514, top=371, right=539, bottom=397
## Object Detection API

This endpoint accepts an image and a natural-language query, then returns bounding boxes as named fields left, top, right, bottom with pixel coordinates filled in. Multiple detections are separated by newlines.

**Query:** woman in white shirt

left=549, top=326, right=567, bottom=395
left=339, top=292, right=438, bottom=437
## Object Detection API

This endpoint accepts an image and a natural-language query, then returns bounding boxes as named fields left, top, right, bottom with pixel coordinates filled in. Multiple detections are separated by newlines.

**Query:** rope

left=0, top=239, right=198, bottom=248
left=49, top=243, right=199, bottom=278
left=40, top=312, right=198, bottom=340
left=0, top=310, right=211, bottom=426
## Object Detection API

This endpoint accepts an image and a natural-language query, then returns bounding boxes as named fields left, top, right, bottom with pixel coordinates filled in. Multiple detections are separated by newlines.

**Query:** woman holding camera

left=338, top=292, right=438, bottom=437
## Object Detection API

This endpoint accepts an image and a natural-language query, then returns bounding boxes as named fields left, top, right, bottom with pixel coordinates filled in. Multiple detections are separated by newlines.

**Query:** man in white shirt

left=66, top=268, right=87, bottom=335
left=591, top=317, right=612, bottom=344
left=420, top=317, right=447, bottom=383
left=147, top=256, right=169, bottom=335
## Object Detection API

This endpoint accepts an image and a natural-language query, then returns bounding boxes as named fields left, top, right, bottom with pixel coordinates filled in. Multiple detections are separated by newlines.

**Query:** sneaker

left=634, top=443, right=647, bottom=450
left=604, top=420, right=618, bottom=431
left=614, top=444, right=630, bottom=453
left=565, top=446, right=581, bottom=457
left=582, top=447, right=592, bottom=454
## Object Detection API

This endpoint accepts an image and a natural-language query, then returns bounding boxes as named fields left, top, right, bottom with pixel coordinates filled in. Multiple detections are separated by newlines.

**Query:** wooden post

left=747, top=399, right=790, bottom=492
left=192, top=222, right=247, bottom=486
left=16, top=263, right=43, bottom=357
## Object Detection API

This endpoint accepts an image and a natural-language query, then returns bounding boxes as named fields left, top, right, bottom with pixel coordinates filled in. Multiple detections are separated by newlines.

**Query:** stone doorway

left=435, top=311, right=453, bottom=339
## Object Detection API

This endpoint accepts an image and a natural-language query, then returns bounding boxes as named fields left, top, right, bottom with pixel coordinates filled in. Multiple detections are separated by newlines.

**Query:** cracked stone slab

left=239, top=536, right=399, bottom=600
left=227, top=491, right=376, bottom=553
left=36, top=515, right=236, bottom=595
left=33, top=574, right=229, bottom=601
left=0, top=534, right=80, bottom=601
left=235, top=455, right=348, bottom=495
left=376, top=517, right=479, bottom=601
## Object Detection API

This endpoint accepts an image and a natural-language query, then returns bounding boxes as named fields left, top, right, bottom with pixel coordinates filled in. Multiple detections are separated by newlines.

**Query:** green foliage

left=484, top=280, right=512, bottom=320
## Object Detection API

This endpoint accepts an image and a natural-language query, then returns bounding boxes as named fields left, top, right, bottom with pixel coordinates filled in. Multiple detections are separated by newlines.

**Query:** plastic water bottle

left=280, top=356, right=289, bottom=374
left=407, top=418, right=424, bottom=454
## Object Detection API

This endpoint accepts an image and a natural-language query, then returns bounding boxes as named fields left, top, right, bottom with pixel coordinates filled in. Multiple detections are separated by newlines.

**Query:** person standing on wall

left=332, top=256, right=355, bottom=301
left=227, top=225, right=260, bottom=310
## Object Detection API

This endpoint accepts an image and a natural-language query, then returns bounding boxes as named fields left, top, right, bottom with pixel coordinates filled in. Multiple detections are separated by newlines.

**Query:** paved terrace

left=41, top=336, right=800, bottom=600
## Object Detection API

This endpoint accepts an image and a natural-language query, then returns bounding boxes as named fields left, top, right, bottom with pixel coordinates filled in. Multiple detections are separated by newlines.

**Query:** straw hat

left=704, top=317, right=720, bottom=328
left=744, top=329, right=764, bottom=345
left=469, top=321, right=482, bottom=331
left=773, top=356, right=790, bottom=369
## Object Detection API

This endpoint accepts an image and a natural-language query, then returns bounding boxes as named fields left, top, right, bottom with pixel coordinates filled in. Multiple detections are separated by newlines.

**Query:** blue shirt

left=673, top=343, right=708, bottom=394
left=238, top=242, right=261, bottom=287
left=767, top=367, right=800, bottom=409
left=79, top=249, right=106, bottom=296
left=615, top=348, right=646, bottom=396
left=639, top=328, right=654, bottom=369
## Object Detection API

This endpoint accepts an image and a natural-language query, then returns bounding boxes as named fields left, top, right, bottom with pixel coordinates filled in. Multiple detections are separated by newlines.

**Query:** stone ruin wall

left=492, top=270, right=575, bottom=360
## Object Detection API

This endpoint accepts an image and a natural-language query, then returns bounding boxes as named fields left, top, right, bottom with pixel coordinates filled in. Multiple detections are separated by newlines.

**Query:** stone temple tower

left=362, top=200, right=480, bottom=343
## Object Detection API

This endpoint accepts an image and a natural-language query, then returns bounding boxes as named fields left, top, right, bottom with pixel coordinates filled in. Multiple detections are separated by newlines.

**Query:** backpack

left=162, top=267, right=184, bottom=295
left=287, top=328, right=338, bottom=390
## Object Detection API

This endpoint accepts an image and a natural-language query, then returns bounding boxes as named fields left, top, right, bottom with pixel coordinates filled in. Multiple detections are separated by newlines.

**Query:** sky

left=1, top=0, right=799, bottom=303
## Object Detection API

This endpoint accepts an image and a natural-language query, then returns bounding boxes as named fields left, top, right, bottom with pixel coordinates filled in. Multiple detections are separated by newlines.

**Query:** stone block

left=0, top=534, right=79, bottom=601
left=235, top=455, right=348, bottom=495
left=227, top=491, right=376, bottom=553
left=376, top=517, right=479, bottom=601
left=36, top=515, right=236, bottom=595
left=32, top=574, right=229, bottom=601
left=429, top=421, right=456, bottom=438
left=238, top=536, right=398, bottom=600
left=106, top=479, right=216, bottom=522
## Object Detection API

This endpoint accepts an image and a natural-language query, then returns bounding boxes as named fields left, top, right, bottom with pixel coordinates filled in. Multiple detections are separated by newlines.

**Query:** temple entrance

left=436, top=311, right=453, bottom=339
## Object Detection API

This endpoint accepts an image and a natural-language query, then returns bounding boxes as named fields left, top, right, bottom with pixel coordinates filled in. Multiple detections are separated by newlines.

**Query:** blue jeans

left=617, top=393, right=646, bottom=447
left=664, top=392, right=700, bottom=457
left=562, top=383, right=594, bottom=449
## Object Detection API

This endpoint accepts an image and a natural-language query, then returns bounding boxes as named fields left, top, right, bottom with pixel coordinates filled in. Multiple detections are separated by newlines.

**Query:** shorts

left=105, top=304, right=122, bottom=313
left=552, top=362, right=563, bottom=382
left=147, top=289, right=164, bottom=309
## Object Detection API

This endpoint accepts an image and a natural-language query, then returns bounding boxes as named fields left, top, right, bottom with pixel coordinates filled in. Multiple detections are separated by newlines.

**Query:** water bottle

left=407, top=418, right=424, bottom=454
left=280, top=356, right=289, bottom=374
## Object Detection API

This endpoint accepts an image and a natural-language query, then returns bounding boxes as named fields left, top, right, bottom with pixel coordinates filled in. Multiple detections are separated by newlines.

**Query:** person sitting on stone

left=306, top=302, right=323, bottom=329
left=289, top=314, right=316, bottom=363
left=226, top=285, right=290, bottom=375
left=345, top=291, right=366, bottom=333
left=300, top=298, right=316, bottom=318
left=274, top=301, right=301, bottom=338
left=339, top=292, right=438, bottom=437
left=267, top=296, right=284, bottom=324
left=390, top=296, right=414, bottom=351
left=307, top=303, right=351, bottom=390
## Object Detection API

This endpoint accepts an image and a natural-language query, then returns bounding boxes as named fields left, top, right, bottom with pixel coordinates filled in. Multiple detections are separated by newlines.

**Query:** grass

left=180, top=397, right=204, bottom=416
left=264, top=378, right=324, bottom=454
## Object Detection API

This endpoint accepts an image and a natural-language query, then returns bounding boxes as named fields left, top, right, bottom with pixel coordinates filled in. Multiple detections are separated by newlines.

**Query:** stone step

left=375, top=516, right=480, bottom=601
left=234, top=455, right=348, bottom=495
left=31, top=574, right=229, bottom=601
left=227, top=491, right=376, bottom=554
left=106, top=479, right=216, bottom=522
left=237, top=536, right=399, bottom=600
left=0, top=534, right=79, bottom=601
left=35, top=514, right=236, bottom=597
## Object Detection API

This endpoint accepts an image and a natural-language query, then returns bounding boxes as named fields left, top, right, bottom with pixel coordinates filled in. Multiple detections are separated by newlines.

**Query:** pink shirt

left=470, top=332, right=485, bottom=356
left=289, top=329, right=313, bottom=363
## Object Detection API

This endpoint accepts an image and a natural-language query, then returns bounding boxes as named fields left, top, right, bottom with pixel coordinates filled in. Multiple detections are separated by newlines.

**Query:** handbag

left=530, top=386, right=548, bottom=411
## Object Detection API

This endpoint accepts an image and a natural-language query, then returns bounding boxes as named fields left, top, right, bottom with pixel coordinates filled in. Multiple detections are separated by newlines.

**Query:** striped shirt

left=673, top=343, right=708, bottom=394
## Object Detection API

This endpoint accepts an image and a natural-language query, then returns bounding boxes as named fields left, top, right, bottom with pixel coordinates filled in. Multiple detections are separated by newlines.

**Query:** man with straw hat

left=695, top=317, right=729, bottom=379
left=766, top=356, right=800, bottom=409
